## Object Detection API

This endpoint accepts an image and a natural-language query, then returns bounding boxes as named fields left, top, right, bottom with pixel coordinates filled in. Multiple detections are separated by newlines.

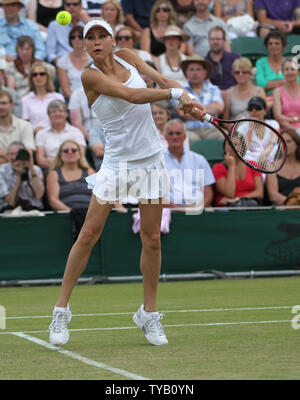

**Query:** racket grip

left=203, top=113, right=213, bottom=122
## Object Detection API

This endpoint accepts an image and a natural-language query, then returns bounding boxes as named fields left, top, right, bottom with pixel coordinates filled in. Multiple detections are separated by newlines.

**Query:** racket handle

left=203, top=113, right=213, bottom=122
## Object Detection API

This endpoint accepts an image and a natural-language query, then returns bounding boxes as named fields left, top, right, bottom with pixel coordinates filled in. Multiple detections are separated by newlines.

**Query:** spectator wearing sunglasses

left=46, top=0, right=90, bottom=64
left=205, top=26, right=241, bottom=92
left=115, top=26, right=153, bottom=62
left=223, top=57, right=266, bottom=121
left=163, top=118, right=215, bottom=207
left=35, top=99, right=86, bottom=169
left=21, top=61, right=65, bottom=134
left=46, top=140, right=94, bottom=236
left=57, top=26, right=90, bottom=101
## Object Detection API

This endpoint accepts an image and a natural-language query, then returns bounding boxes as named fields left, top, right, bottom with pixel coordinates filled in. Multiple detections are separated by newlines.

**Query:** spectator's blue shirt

left=0, top=16, right=46, bottom=60
left=47, top=20, right=85, bottom=62
left=163, top=149, right=215, bottom=205
left=184, top=80, right=223, bottom=130
left=121, top=0, right=157, bottom=28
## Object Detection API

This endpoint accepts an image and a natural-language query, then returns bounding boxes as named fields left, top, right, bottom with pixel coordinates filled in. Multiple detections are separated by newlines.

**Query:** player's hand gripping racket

left=203, top=114, right=287, bottom=173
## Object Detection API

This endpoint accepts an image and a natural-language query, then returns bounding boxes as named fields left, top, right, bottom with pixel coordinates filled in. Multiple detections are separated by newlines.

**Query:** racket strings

left=231, top=120, right=285, bottom=172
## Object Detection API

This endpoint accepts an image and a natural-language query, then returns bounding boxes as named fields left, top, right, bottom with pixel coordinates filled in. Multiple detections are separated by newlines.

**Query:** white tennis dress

left=85, top=55, right=171, bottom=202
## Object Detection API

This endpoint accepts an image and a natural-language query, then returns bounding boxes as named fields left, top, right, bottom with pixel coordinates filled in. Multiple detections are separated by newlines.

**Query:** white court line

left=2, top=305, right=293, bottom=321
left=11, top=332, right=150, bottom=381
left=0, top=319, right=293, bottom=335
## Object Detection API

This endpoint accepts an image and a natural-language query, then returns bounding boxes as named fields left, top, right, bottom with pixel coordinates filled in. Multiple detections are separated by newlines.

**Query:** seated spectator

left=223, top=57, right=266, bottom=120
left=205, top=25, right=241, bottom=91
left=35, top=99, right=86, bottom=169
left=272, top=58, right=300, bottom=132
left=0, top=140, right=44, bottom=212
left=5, top=35, right=56, bottom=99
left=169, top=0, right=195, bottom=26
left=46, top=139, right=94, bottom=236
left=247, top=96, right=279, bottom=130
left=163, top=118, right=215, bottom=208
left=115, top=26, right=153, bottom=62
left=21, top=61, right=65, bottom=134
left=255, top=30, right=300, bottom=105
left=212, top=137, right=263, bottom=207
left=175, top=54, right=224, bottom=141
left=151, top=100, right=172, bottom=151
left=0, top=0, right=46, bottom=61
left=88, top=124, right=105, bottom=171
left=57, top=26, right=90, bottom=101
left=85, top=0, right=106, bottom=17
left=255, top=0, right=300, bottom=37
left=121, top=0, right=157, bottom=39
left=265, top=128, right=300, bottom=205
left=0, top=90, right=35, bottom=165
left=140, top=0, right=191, bottom=57
left=101, top=0, right=124, bottom=36
left=27, top=0, right=64, bottom=39
left=68, top=87, right=99, bottom=141
left=0, top=68, right=22, bottom=117
left=155, top=25, right=189, bottom=87
left=47, top=0, right=89, bottom=64
left=183, top=0, right=229, bottom=58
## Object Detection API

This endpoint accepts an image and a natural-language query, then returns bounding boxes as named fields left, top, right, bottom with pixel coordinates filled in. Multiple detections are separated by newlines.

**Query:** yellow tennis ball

left=56, top=11, right=72, bottom=26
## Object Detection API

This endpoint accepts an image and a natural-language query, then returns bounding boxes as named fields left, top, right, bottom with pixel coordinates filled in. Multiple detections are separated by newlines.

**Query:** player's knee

left=77, top=224, right=100, bottom=247
left=141, top=231, right=161, bottom=251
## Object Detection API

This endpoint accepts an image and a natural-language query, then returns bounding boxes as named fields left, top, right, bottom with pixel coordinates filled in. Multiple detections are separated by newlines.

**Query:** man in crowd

left=0, top=68, right=22, bottom=118
left=47, top=0, right=89, bottom=64
left=163, top=118, right=215, bottom=209
left=175, top=54, right=224, bottom=141
left=121, top=0, right=157, bottom=38
left=205, top=26, right=241, bottom=91
left=0, top=0, right=46, bottom=61
left=0, top=140, right=44, bottom=212
left=0, top=90, right=35, bottom=164
left=183, top=0, right=229, bottom=57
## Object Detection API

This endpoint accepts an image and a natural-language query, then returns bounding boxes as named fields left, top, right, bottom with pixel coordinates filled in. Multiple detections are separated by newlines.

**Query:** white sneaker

left=49, top=305, right=72, bottom=346
left=133, top=304, right=168, bottom=346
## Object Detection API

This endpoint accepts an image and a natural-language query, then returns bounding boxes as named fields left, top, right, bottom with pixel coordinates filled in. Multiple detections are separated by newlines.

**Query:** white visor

left=83, top=19, right=113, bottom=38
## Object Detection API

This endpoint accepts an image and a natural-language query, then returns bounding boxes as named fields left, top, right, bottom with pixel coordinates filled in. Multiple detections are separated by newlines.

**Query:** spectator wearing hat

left=155, top=25, right=189, bottom=87
left=0, top=0, right=46, bottom=61
left=247, top=96, right=279, bottom=131
left=183, top=0, right=229, bottom=58
left=175, top=54, right=224, bottom=142
left=205, top=25, right=241, bottom=92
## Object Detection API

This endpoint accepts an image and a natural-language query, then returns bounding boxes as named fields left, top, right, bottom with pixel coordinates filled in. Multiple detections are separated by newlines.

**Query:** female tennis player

left=49, top=19, right=205, bottom=347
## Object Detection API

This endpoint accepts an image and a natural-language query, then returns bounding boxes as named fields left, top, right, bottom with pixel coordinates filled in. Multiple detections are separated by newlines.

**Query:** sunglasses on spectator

left=62, top=148, right=79, bottom=154
left=64, top=1, right=80, bottom=6
left=71, top=34, right=83, bottom=40
left=248, top=106, right=263, bottom=111
left=32, top=72, right=47, bottom=77
left=117, top=35, right=132, bottom=41
left=233, top=70, right=250, bottom=75
left=156, top=7, right=170, bottom=12
left=167, top=131, right=183, bottom=136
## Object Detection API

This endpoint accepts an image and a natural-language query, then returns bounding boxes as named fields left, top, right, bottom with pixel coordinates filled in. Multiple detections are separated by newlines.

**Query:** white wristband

left=188, top=93, right=197, bottom=101
left=170, top=88, right=184, bottom=100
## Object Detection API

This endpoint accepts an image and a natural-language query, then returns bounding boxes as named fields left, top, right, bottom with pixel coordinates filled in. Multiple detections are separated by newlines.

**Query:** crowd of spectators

left=1, top=0, right=300, bottom=227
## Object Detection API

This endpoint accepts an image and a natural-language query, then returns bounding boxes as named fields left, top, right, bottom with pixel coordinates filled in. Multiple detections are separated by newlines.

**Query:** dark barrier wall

left=1, top=209, right=300, bottom=281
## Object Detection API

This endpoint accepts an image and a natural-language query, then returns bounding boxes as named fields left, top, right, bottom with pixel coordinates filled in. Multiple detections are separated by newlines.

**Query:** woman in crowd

left=21, top=61, right=65, bottom=134
left=155, top=25, right=189, bottom=86
left=255, top=30, right=300, bottom=106
left=223, top=57, right=266, bottom=120
left=6, top=36, right=55, bottom=98
left=101, top=0, right=124, bottom=36
left=27, top=0, right=63, bottom=37
left=265, top=129, right=300, bottom=205
left=151, top=100, right=172, bottom=151
left=272, top=58, right=300, bottom=131
left=47, top=140, right=95, bottom=236
left=140, top=0, right=182, bottom=57
left=212, top=137, right=263, bottom=207
left=57, top=26, right=90, bottom=101
left=115, top=26, right=153, bottom=62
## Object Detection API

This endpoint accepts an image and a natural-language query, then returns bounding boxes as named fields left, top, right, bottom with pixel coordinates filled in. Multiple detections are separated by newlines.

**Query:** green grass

left=1, top=277, right=300, bottom=380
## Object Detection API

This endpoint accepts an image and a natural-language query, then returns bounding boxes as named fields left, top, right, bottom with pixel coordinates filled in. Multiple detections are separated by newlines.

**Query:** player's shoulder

left=115, top=48, right=140, bottom=66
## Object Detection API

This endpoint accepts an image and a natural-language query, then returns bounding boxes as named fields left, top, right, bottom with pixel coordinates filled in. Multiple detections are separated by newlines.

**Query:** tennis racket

left=203, top=114, right=287, bottom=174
